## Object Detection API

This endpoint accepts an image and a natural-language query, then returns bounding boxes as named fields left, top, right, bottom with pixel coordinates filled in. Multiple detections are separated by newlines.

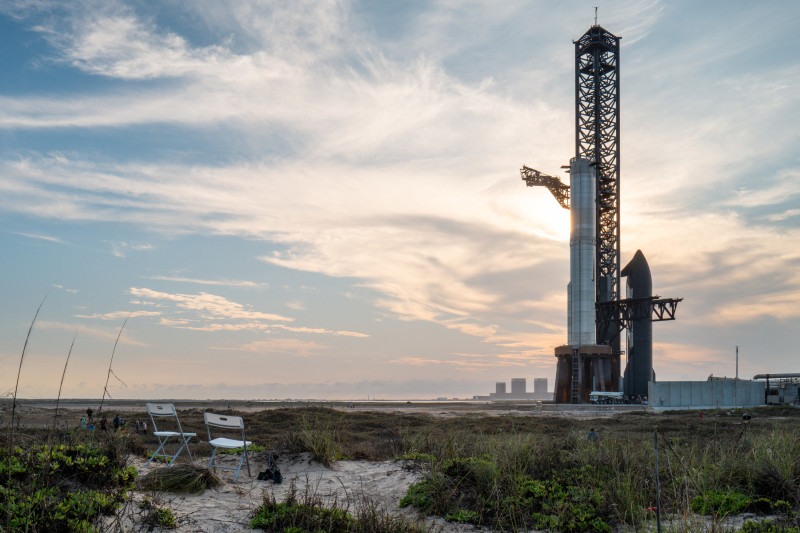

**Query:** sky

left=1, top=0, right=799, bottom=400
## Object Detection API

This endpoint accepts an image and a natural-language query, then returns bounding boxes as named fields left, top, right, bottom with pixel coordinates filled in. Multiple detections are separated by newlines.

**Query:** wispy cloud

left=148, top=275, right=268, bottom=288
left=129, top=287, right=293, bottom=322
left=106, top=241, right=153, bottom=258
left=75, top=310, right=161, bottom=320
left=723, top=170, right=800, bottom=208
left=169, top=321, right=368, bottom=337
left=37, top=320, right=149, bottom=347
left=388, top=356, right=526, bottom=369
left=51, top=284, right=79, bottom=294
left=765, top=209, right=800, bottom=222
left=0, top=1, right=798, bottom=394
left=126, top=287, right=368, bottom=337
left=11, top=231, right=65, bottom=244
left=220, top=338, right=327, bottom=357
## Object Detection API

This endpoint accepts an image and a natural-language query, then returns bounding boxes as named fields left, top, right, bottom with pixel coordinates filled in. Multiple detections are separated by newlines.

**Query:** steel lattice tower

left=574, top=25, right=621, bottom=345
left=520, top=23, right=681, bottom=402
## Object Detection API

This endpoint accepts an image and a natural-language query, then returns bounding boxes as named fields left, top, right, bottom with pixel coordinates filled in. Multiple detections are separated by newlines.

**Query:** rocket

left=567, top=157, right=596, bottom=346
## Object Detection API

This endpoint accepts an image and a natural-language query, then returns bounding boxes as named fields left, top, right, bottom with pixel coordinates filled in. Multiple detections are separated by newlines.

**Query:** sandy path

left=118, top=452, right=484, bottom=533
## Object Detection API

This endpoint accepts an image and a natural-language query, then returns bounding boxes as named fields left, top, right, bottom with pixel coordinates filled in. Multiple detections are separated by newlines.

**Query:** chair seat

left=153, top=431, right=197, bottom=437
left=208, top=437, right=252, bottom=449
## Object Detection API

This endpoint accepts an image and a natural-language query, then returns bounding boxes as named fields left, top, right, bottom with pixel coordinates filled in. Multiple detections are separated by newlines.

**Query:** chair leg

left=146, top=437, right=170, bottom=466
left=169, top=436, right=193, bottom=466
left=184, top=436, right=194, bottom=462
left=232, top=457, right=241, bottom=482
left=168, top=442, right=184, bottom=466
left=207, top=448, right=218, bottom=470
left=233, top=454, right=244, bottom=482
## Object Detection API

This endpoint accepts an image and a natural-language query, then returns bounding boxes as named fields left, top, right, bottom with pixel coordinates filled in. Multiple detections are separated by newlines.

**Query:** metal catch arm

left=596, top=296, right=683, bottom=339
left=520, top=165, right=570, bottom=209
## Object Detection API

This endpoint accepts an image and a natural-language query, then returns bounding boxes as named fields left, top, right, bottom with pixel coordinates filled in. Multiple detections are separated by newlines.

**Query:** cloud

left=75, top=310, right=161, bottom=320
left=711, top=290, right=800, bottom=324
left=51, top=284, right=79, bottom=294
left=599, top=0, right=664, bottom=46
left=37, top=320, right=149, bottom=346
left=764, top=209, right=800, bottom=222
left=388, top=357, right=442, bottom=366
left=0, top=0, right=799, bottom=388
left=106, top=241, right=153, bottom=258
left=0, top=1, right=566, bottom=356
left=128, top=287, right=293, bottom=322
left=722, top=170, right=800, bottom=208
left=223, top=338, right=327, bottom=357
left=168, top=321, right=368, bottom=337
left=389, top=355, right=531, bottom=370
left=11, top=231, right=66, bottom=244
left=147, top=275, right=269, bottom=288
left=127, top=287, right=368, bottom=337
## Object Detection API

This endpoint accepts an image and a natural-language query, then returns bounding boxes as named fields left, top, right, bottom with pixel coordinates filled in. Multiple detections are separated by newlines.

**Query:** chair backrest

left=204, top=412, right=244, bottom=428
left=204, top=412, right=246, bottom=442
left=147, top=403, right=184, bottom=434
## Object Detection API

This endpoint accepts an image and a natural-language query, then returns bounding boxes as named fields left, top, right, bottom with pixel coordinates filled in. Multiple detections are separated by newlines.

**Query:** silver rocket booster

left=567, top=157, right=596, bottom=346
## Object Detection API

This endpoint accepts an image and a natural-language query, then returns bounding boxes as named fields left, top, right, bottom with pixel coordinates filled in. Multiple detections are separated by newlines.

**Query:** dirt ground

left=0, top=398, right=646, bottom=430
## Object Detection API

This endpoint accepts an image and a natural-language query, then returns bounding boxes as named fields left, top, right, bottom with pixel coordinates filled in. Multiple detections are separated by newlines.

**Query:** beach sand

left=116, top=452, right=483, bottom=533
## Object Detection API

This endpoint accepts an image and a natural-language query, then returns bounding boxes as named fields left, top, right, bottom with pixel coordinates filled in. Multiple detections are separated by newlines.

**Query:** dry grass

left=137, top=463, right=222, bottom=494
left=5, top=402, right=800, bottom=532
left=84, top=404, right=800, bottom=464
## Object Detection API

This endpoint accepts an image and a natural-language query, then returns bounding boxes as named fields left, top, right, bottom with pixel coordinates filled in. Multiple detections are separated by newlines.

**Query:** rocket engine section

left=568, top=157, right=596, bottom=346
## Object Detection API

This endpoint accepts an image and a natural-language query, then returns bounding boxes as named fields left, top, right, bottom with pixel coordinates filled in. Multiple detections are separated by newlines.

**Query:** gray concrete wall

left=649, top=380, right=764, bottom=409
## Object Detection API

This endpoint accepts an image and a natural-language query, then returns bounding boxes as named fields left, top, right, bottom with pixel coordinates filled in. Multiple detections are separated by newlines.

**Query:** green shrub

left=399, top=452, right=436, bottom=463
left=400, top=480, right=435, bottom=511
left=741, top=519, right=800, bottom=533
left=140, top=497, right=177, bottom=529
left=149, top=507, right=176, bottom=528
left=251, top=496, right=353, bottom=532
left=219, top=444, right=268, bottom=455
left=445, top=509, right=480, bottom=523
left=691, top=489, right=752, bottom=515
left=252, top=489, right=432, bottom=533
left=0, top=440, right=136, bottom=532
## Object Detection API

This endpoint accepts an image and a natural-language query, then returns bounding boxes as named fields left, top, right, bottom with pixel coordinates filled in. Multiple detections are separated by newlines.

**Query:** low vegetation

left=4, top=403, right=800, bottom=531
left=136, top=463, right=221, bottom=494
left=251, top=482, right=432, bottom=533
left=1, top=429, right=137, bottom=532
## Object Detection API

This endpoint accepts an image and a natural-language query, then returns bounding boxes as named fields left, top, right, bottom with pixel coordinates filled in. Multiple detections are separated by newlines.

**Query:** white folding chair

left=204, top=412, right=252, bottom=482
left=145, top=403, right=196, bottom=466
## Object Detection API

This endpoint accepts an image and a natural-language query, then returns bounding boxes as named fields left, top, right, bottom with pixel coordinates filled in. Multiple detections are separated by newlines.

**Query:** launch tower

left=521, top=24, right=682, bottom=403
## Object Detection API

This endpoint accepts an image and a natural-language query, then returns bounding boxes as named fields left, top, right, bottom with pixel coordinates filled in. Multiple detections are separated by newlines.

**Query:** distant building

left=757, top=374, right=800, bottom=405
left=649, top=379, right=764, bottom=409
left=485, top=377, right=551, bottom=401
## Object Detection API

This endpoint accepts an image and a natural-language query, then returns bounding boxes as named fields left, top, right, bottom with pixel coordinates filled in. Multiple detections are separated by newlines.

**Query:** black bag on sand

left=257, top=468, right=282, bottom=483
left=257, top=452, right=282, bottom=483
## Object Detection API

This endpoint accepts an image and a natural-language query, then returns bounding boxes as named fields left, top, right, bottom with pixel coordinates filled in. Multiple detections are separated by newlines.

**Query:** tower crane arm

left=520, top=165, right=570, bottom=209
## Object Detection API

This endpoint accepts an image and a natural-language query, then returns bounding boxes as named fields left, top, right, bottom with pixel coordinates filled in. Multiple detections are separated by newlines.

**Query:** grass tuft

left=252, top=482, right=431, bottom=533
left=137, top=464, right=221, bottom=494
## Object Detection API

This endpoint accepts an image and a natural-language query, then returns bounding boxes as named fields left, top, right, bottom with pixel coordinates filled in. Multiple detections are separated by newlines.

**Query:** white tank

left=567, top=157, right=596, bottom=346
